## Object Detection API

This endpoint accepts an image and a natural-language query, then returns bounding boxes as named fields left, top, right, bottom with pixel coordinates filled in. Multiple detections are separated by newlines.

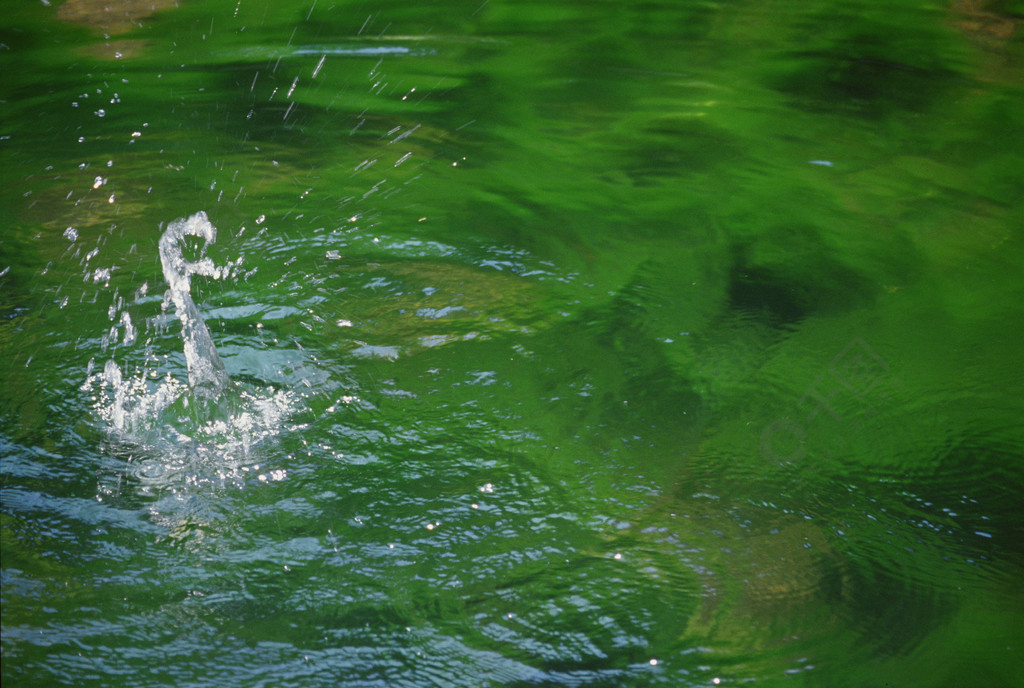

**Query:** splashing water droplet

left=89, top=211, right=303, bottom=486
left=158, top=211, right=233, bottom=399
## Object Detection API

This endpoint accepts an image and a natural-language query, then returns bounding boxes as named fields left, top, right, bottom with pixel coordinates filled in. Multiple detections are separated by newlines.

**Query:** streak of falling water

left=157, top=211, right=234, bottom=400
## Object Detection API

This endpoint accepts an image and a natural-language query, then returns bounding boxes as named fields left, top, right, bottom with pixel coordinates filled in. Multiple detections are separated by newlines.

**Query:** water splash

left=87, top=211, right=301, bottom=482
left=158, top=211, right=234, bottom=400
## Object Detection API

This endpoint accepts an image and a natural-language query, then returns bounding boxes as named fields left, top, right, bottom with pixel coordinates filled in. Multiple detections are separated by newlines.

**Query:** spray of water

left=87, top=212, right=300, bottom=487
left=158, top=210, right=235, bottom=399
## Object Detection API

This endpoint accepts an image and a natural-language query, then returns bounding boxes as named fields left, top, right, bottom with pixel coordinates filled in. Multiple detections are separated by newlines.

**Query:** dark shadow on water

left=726, top=229, right=880, bottom=327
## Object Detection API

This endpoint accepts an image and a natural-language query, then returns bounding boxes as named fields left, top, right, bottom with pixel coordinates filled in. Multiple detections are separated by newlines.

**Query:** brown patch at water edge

left=57, top=0, right=180, bottom=35
left=948, top=0, right=1023, bottom=85
left=950, top=0, right=1022, bottom=44
left=56, top=0, right=179, bottom=59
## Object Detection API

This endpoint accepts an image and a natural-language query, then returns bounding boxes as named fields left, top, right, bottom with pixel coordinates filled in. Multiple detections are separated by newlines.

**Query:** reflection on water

left=3, top=0, right=1023, bottom=686
left=57, top=0, right=179, bottom=34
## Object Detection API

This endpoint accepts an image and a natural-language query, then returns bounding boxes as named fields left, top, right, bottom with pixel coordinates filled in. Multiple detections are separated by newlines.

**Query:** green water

left=2, top=0, right=1023, bottom=685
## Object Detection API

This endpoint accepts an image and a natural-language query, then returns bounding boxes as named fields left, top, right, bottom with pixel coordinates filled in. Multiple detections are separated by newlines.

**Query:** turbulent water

left=2, top=1, right=1023, bottom=686
left=80, top=209, right=302, bottom=495
left=156, top=211, right=234, bottom=398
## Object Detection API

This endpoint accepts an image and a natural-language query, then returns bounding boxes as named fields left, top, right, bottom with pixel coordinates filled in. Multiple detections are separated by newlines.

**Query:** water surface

left=2, top=1, right=1023, bottom=686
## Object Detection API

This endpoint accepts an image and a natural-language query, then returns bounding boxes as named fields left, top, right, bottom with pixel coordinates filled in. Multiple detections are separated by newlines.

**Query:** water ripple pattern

left=2, top=1, right=1023, bottom=687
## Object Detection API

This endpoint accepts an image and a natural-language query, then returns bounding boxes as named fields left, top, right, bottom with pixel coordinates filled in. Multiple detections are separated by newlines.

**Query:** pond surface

left=2, top=1, right=1023, bottom=686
